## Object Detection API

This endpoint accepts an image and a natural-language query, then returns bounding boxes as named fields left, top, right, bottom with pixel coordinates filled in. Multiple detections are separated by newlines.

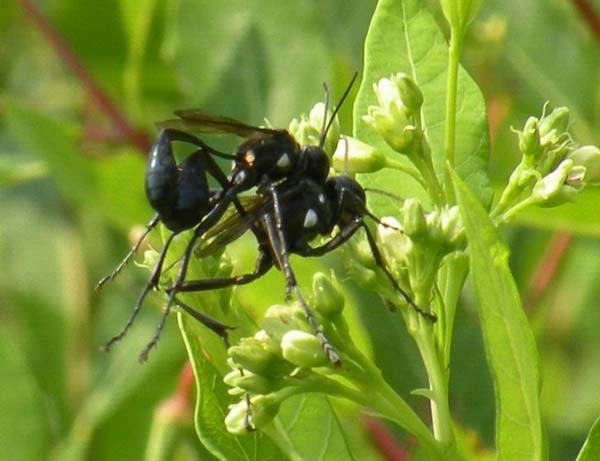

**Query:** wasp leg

left=173, top=249, right=272, bottom=293
left=102, top=231, right=179, bottom=352
left=265, top=182, right=340, bottom=366
left=172, top=296, right=233, bottom=348
left=96, top=214, right=160, bottom=291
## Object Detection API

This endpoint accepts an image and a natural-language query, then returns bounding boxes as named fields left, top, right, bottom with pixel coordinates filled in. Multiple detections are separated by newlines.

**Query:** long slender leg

left=96, top=214, right=160, bottom=291
left=265, top=183, right=340, bottom=365
left=296, top=217, right=362, bottom=257
left=173, top=249, right=272, bottom=292
left=172, top=296, right=233, bottom=348
left=297, top=216, right=435, bottom=321
left=138, top=187, right=251, bottom=360
left=102, top=231, right=179, bottom=352
left=359, top=222, right=436, bottom=321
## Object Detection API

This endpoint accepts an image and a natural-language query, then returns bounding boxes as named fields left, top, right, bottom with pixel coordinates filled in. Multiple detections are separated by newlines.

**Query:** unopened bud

left=363, top=75, right=417, bottom=153
left=440, top=206, right=465, bottom=248
left=396, top=73, right=423, bottom=115
left=539, top=106, right=570, bottom=141
left=289, top=102, right=339, bottom=156
left=228, top=336, right=285, bottom=376
left=225, top=399, right=252, bottom=435
left=281, top=330, right=328, bottom=368
left=312, top=272, right=345, bottom=318
left=223, top=369, right=274, bottom=394
left=441, top=0, right=484, bottom=30
left=402, top=199, right=427, bottom=239
left=261, top=304, right=308, bottom=340
left=249, top=395, right=281, bottom=429
left=569, top=145, right=600, bottom=183
left=332, top=136, right=386, bottom=173
left=532, top=159, right=581, bottom=207
left=518, top=116, right=542, bottom=161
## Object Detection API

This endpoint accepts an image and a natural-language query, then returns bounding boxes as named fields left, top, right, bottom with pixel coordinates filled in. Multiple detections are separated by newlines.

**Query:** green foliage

left=452, top=167, right=545, bottom=460
left=2, top=0, right=600, bottom=460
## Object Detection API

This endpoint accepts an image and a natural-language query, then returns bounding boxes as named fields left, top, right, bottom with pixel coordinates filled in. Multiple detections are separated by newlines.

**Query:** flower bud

left=532, top=159, right=581, bottom=207
left=261, top=304, right=308, bottom=341
left=312, top=272, right=345, bottom=318
left=396, top=73, right=423, bottom=115
left=518, top=116, right=542, bottom=162
left=249, top=395, right=281, bottom=429
left=289, top=102, right=339, bottom=156
left=439, top=206, right=466, bottom=248
left=377, top=216, right=413, bottom=273
left=228, top=336, right=286, bottom=376
left=425, top=209, right=443, bottom=243
left=363, top=75, right=417, bottom=153
left=223, top=369, right=274, bottom=394
left=225, top=399, right=252, bottom=435
left=538, top=106, right=570, bottom=141
left=441, top=0, right=484, bottom=30
left=569, top=145, right=600, bottom=183
left=281, top=330, right=328, bottom=368
left=332, top=136, right=386, bottom=173
left=402, top=199, right=427, bottom=240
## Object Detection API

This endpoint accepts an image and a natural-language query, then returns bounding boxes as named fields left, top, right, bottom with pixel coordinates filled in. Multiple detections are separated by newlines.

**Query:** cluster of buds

left=494, top=106, right=600, bottom=220
left=347, top=199, right=465, bottom=313
left=223, top=273, right=348, bottom=434
left=362, top=73, right=424, bottom=155
left=288, top=102, right=340, bottom=157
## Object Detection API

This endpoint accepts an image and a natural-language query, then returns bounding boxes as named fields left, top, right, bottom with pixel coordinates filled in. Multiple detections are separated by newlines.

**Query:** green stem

left=384, top=157, right=427, bottom=188
left=438, top=253, right=469, bottom=369
left=443, top=31, right=464, bottom=202
left=412, top=317, right=454, bottom=447
left=411, top=153, right=445, bottom=206
left=495, top=196, right=537, bottom=224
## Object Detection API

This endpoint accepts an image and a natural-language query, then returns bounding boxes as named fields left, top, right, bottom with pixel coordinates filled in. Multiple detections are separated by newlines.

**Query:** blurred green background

left=1, top=1, right=600, bottom=460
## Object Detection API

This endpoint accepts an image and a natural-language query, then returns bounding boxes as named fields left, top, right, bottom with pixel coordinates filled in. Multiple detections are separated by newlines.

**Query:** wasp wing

left=157, top=110, right=277, bottom=138
left=196, top=195, right=272, bottom=258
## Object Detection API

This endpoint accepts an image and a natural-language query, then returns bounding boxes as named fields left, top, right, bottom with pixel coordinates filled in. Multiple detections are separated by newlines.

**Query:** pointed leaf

left=451, top=167, right=546, bottom=461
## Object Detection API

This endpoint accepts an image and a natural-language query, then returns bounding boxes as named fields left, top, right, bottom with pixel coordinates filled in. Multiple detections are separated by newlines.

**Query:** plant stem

left=439, top=253, right=469, bottom=369
left=384, top=157, right=427, bottom=188
left=443, top=32, right=463, bottom=202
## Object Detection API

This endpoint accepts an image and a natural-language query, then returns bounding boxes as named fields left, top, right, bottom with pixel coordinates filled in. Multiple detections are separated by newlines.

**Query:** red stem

left=361, top=415, right=410, bottom=461
left=18, top=0, right=151, bottom=153
left=572, top=0, right=600, bottom=41
left=524, top=232, right=572, bottom=310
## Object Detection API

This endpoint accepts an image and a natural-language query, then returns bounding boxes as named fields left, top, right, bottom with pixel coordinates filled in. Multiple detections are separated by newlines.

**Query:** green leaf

left=277, top=395, right=356, bottom=461
left=354, top=0, right=491, bottom=214
left=576, top=417, right=600, bottom=461
left=0, top=327, right=47, bottom=461
left=451, top=167, right=547, bottom=461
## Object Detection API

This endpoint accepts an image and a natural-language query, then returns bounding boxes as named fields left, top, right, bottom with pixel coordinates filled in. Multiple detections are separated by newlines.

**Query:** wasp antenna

left=318, top=82, right=330, bottom=149
left=363, top=208, right=404, bottom=232
left=320, top=72, right=359, bottom=150
left=342, top=136, right=349, bottom=177
left=364, top=187, right=406, bottom=203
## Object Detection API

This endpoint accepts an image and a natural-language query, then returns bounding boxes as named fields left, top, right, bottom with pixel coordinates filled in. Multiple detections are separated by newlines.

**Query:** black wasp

left=97, top=75, right=356, bottom=361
